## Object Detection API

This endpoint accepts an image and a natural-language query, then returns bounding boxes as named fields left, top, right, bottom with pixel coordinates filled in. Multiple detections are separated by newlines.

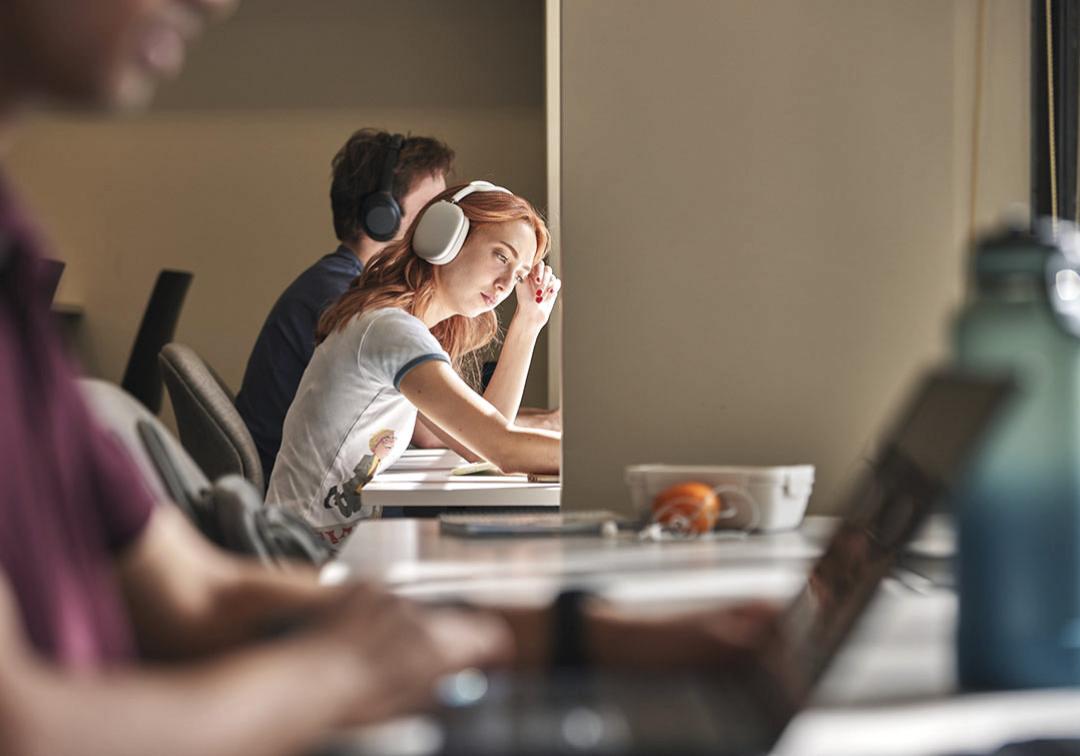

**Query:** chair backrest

left=159, top=342, right=266, bottom=494
left=122, top=269, right=193, bottom=415
left=81, top=379, right=326, bottom=568
left=79, top=378, right=209, bottom=513
left=40, top=258, right=66, bottom=305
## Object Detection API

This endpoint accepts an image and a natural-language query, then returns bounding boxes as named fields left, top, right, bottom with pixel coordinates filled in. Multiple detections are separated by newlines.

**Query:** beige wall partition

left=558, top=0, right=1029, bottom=515
left=7, top=0, right=550, bottom=423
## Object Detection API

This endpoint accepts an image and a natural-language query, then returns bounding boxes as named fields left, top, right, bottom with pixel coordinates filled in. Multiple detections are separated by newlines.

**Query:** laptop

left=320, top=369, right=1014, bottom=756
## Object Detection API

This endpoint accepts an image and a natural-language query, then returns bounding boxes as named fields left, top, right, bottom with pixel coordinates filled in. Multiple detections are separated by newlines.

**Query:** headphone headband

left=451, top=180, right=511, bottom=204
left=378, top=134, right=404, bottom=195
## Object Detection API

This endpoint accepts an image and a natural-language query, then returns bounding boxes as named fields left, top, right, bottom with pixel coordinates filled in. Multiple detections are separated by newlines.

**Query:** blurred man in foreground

left=0, top=2, right=770, bottom=754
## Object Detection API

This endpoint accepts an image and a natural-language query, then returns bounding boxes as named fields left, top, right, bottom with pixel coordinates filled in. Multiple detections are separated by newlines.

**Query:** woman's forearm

left=399, top=360, right=559, bottom=474
left=481, top=319, right=539, bottom=423
left=410, top=320, right=542, bottom=464
left=412, top=414, right=484, bottom=462
left=493, top=425, right=560, bottom=475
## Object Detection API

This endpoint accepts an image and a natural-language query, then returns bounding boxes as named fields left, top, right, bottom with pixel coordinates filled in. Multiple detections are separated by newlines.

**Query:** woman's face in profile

left=435, top=219, right=536, bottom=318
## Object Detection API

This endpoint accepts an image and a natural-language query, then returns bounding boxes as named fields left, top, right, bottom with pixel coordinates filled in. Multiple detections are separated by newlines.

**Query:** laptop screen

left=753, top=370, right=1014, bottom=723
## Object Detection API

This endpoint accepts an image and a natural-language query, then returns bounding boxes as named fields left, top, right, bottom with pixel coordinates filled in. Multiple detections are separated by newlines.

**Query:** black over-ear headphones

left=358, top=133, right=405, bottom=242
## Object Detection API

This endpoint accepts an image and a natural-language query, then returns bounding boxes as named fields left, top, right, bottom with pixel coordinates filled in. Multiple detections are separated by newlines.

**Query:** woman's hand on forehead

left=512, top=261, right=561, bottom=331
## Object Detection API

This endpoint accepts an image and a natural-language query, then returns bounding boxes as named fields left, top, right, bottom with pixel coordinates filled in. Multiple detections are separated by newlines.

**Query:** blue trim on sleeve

left=394, top=353, right=451, bottom=390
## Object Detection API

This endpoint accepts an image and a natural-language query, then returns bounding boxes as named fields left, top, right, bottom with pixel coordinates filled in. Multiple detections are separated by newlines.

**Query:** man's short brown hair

left=330, top=129, right=455, bottom=243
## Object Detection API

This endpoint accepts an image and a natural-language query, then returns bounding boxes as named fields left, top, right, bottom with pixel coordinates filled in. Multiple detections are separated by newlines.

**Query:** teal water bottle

left=954, top=220, right=1080, bottom=689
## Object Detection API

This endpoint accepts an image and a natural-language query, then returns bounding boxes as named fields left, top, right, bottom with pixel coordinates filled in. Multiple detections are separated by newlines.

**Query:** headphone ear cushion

left=360, top=191, right=402, bottom=243
left=413, top=200, right=469, bottom=265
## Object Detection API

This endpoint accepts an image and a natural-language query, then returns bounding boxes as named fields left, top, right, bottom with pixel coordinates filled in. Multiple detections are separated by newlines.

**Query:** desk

left=325, top=518, right=1080, bottom=756
left=327, top=517, right=825, bottom=606
left=364, top=449, right=560, bottom=511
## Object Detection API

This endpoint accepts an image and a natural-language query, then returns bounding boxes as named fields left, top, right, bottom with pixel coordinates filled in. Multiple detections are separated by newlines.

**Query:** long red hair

left=316, top=184, right=550, bottom=378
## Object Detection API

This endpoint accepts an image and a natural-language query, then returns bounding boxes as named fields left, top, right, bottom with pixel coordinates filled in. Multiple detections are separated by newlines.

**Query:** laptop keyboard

left=436, top=671, right=773, bottom=755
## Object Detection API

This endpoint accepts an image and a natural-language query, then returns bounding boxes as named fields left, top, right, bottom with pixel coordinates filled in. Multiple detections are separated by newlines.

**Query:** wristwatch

left=551, top=589, right=593, bottom=670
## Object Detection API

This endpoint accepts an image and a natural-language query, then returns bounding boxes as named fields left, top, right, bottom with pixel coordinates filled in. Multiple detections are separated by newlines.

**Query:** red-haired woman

left=265, top=182, right=561, bottom=544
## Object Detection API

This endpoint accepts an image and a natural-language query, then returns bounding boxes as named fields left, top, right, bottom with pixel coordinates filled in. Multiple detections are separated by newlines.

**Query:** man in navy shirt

left=236, top=130, right=452, bottom=478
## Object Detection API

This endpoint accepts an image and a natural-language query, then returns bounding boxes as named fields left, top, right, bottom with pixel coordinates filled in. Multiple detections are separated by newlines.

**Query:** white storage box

left=625, top=464, right=815, bottom=532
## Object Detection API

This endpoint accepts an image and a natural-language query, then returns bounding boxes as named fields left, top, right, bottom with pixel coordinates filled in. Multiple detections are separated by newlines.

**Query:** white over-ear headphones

left=412, top=180, right=512, bottom=265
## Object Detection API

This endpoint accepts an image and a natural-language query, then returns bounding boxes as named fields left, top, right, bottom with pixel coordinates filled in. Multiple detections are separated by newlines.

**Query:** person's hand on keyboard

left=313, top=583, right=513, bottom=724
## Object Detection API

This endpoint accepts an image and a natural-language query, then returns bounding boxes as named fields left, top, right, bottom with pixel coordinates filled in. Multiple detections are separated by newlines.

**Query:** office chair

left=158, top=342, right=266, bottom=495
left=79, top=378, right=209, bottom=517
left=121, top=269, right=193, bottom=415
left=39, top=258, right=65, bottom=305
left=80, top=378, right=326, bottom=567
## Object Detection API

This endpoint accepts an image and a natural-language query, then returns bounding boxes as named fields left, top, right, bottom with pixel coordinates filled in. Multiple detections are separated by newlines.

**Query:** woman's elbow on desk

left=488, top=425, right=560, bottom=475
left=417, top=418, right=558, bottom=475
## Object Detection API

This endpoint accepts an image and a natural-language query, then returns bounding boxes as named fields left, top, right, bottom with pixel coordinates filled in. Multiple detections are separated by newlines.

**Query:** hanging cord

left=1047, top=0, right=1060, bottom=235
left=968, top=0, right=986, bottom=241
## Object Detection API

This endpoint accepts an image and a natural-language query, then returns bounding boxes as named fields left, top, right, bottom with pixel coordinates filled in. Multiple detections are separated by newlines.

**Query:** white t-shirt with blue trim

left=266, top=307, right=450, bottom=545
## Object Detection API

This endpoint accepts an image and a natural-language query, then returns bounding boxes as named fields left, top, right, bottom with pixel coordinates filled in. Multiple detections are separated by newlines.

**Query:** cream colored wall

left=6, top=0, right=549, bottom=421
left=558, top=0, right=1029, bottom=515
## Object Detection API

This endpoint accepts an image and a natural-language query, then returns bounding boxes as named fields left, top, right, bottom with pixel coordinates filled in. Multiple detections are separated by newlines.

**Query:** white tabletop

left=361, top=449, right=560, bottom=509
left=326, top=517, right=827, bottom=603
left=325, top=516, right=1080, bottom=755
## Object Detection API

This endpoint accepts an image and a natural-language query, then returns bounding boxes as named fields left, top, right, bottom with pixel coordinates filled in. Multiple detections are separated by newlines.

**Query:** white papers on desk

left=386, top=449, right=469, bottom=471
left=375, top=449, right=559, bottom=508
left=364, top=467, right=560, bottom=509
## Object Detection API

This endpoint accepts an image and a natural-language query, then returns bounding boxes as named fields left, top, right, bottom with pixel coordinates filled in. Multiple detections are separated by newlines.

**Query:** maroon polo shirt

left=0, top=173, right=154, bottom=667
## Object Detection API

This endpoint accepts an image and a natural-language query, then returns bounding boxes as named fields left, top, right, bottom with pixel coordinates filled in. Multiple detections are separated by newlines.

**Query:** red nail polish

left=536, top=297, right=543, bottom=303
left=536, top=289, right=543, bottom=296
